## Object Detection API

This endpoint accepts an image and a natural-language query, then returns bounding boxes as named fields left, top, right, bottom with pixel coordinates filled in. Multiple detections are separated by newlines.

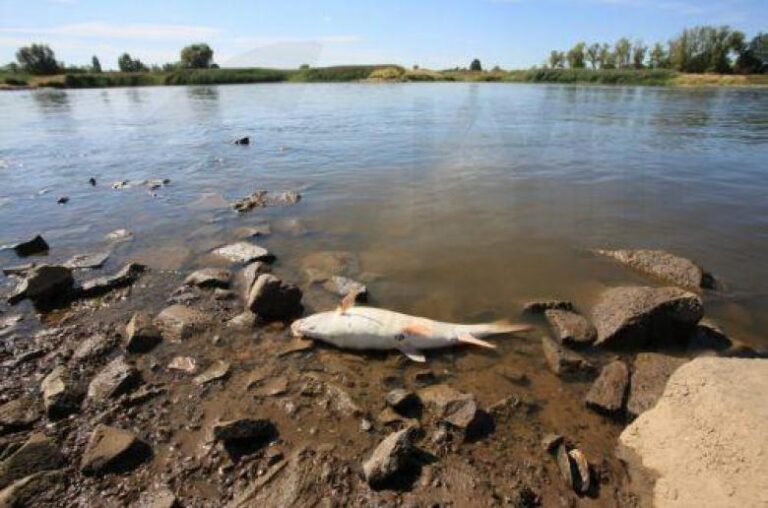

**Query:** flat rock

left=11, top=235, right=49, bottom=257
left=246, top=274, right=303, bottom=322
left=125, top=312, right=162, bottom=353
left=541, top=336, right=594, bottom=377
left=72, top=333, right=112, bottom=361
left=63, top=251, right=110, bottom=270
left=301, top=251, right=359, bottom=283
left=627, top=353, right=687, bottom=418
left=618, top=358, right=768, bottom=508
left=0, top=470, right=65, bottom=507
left=213, top=242, right=273, bottom=264
left=0, top=397, right=41, bottom=435
left=0, top=433, right=64, bottom=489
left=154, top=305, right=210, bottom=341
left=585, top=360, right=629, bottom=416
left=168, top=356, right=197, bottom=373
left=522, top=300, right=573, bottom=314
left=545, top=309, right=596, bottom=347
left=40, top=366, right=78, bottom=418
left=87, top=356, right=141, bottom=403
left=212, top=419, right=277, bottom=444
left=418, top=384, right=481, bottom=429
left=362, top=428, right=415, bottom=488
left=591, top=286, right=703, bottom=349
left=7, top=265, right=74, bottom=306
left=184, top=268, right=232, bottom=289
left=193, top=360, right=230, bottom=385
left=80, top=424, right=150, bottom=475
left=78, top=263, right=145, bottom=298
left=321, top=275, right=368, bottom=301
left=596, top=249, right=715, bottom=290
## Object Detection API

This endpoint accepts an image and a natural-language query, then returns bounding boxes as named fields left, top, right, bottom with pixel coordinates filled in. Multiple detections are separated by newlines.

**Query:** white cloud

left=0, top=22, right=220, bottom=40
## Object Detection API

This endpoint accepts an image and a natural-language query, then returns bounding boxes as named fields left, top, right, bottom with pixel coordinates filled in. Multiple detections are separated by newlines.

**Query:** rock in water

left=246, top=274, right=303, bottom=322
left=522, top=300, right=574, bottom=314
left=627, top=353, right=687, bottom=418
left=362, top=428, right=415, bottom=488
left=585, top=360, right=629, bottom=416
left=0, top=433, right=65, bottom=489
left=87, top=356, right=141, bottom=403
left=301, top=251, right=360, bottom=283
left=213, top=242, right=273, bottom=264
left=80, top=425, right=151, bottom=475
left=322, top=275, right=368, bottom=301
left=618, top=357, right=768, bottom=508
left=544, top=309, right=596, bottom=348
left=591, top=286, right=703, bottom=349
left=233, top=136, right=250, bottom=145
left=595, top=249, right=715, bottom=290
left=184, top=268, right=232, bottom=289
left=78, top=263, right=145, bottom=298
left=125, top=312, right=163, bottom=353
left=63, top=251, right=110, bottom=270
left=154, top=305, right=210, bottom=341
left=541, top=336, right=594, bottom=377
left=11, top=235, right=49, bottom=257
left=212, top=419, right=277, bottom=444
left=7, top=265, right=74, bottom=306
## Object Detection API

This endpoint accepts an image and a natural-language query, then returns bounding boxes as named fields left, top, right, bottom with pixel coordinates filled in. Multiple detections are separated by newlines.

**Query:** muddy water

left=1, top=83, right=768, bottom=504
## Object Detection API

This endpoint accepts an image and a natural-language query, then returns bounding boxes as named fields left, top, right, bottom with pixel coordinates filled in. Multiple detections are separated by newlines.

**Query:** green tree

left=736, top=32, right=768, bottom=73
left=632, top=41, right=648, bottom=69
left=180, top=43, right=214, bottom=69
left=614, top=38, right=632, bottom=68
left=586, top=43, right=601, bottom=69
left=548, top=50, right=565, bottom=69
left=91, top=55, right=102, bottom=73
left=117, top=53, right=147, bottom=72
left=598, top=44, right=615, bottom=69
left=567, top=42, right=587, bottom=69
left=15, top=44, right=60, bottom=75
left=649, top=43, right=668, bottom=68
left=469, top=58, right=482, bottom=71
left=668, top=26, right=744, bottom=73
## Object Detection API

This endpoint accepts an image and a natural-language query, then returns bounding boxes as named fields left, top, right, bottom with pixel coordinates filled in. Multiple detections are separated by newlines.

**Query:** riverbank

left=3, top=66, right=768, bottom=90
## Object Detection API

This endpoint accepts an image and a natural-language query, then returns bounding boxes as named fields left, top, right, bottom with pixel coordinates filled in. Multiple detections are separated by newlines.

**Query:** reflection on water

left=1, top=83, right=767, bottom=347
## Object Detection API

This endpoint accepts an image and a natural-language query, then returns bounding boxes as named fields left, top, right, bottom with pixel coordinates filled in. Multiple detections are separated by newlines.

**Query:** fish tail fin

left=458, top=333, right=497, bottom=349
left=488, top=319, right=532, bottom=335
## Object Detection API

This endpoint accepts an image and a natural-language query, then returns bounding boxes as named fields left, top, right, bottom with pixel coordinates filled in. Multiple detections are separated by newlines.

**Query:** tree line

left=547, top=26, right=767, bottom=74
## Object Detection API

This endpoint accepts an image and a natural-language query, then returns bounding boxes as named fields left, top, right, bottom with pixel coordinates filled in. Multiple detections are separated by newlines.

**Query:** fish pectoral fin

left=402, top=323, right=432, bottom=337
left=397, top=344, right=426, bottom=363
left=457, top=333, right=497, bottom=349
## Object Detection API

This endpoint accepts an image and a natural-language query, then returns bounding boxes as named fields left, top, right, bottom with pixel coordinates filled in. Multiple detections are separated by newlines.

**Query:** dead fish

left=291, top=295, right=530, bottom=362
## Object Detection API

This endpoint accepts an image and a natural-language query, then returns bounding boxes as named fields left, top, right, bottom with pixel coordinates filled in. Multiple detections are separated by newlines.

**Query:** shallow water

left=1, top=83, right=768, bottom=347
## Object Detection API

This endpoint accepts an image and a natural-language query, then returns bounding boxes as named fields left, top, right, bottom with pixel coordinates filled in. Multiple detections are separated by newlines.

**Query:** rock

left=212, top=419, right=277, bottom=444
left=231, top=191, right=301, bottom=213
left=418, top=384, right=484, bottom=430
left=7, top=265, right=74, bottom=306
left=125, top=312, right=162, bottom=353
left=544, top=309, right=596, bottom=348
left=411, top=370, right=437, bottom=386
left=213, top=242, right=273, bottom=264
left=556, top=445, right=574, bottom=490
left=522, top=300, right=573, bottom=314
left=591, top=286, right=703, bottom=349
left=63, top=251, right=110, bottom=270
left=0, top=397, right=41, bottom=435
left=385, top=389, right=421, bottom=415
left=541, top=336, right=594, bottom=377
left=687, top=319, right=732, bottom=353
left=301, top=251, right=359, bottom=283
left=596, top=249, right=715, bottom=290
left=0, top=470, right=65, bottom=508
left=1, top=263, right=35, bottom=277
left=78, top=263, right=146, bottom=298
left=585, top=360, right=629, bottom=416
left=233, top=136, right=250, bottom=145
left=246, top=274, right=303, bottom=322
left=213, top=289, right=236, bottom=300
left=0, top=434, right=64, bottom=489
left=541, top=433, right=564, bottom=453
left=236, top=262, right=270, bottom=299
left=11, top=235, right=48, bottom=257
left=252, top=377, right=288, bottom=397
left=168, top=356, right=197, bottom=373
left=40, top=366, right=78, bottom=418
left=87, top=356, right=141, bottom=403
left=138, top=486, right=178, bottom=508
left=193, top=360, right=230, bottom=385
left=234, top=224, right=271, bottom=239
left=57, top=196, right=69, bottom=205
left=72, top=333, right=112, bottom=361
left=321, top=275, right=368, bottom=301
left=273, top=191, right=301, bottom=206
left=105, top=229, right=133, bottom=242
left=227, top=311, right=257, bottom=329
left=618, top=358, right=768, bottom=508
left=154, top=305, right=210, bottom=341
left=143, top=178, right=170, bottom=190
left=568, top=448, right=591, bottom=494
left=80, top=424, right=151, bottom=475
left=362, top=428, right=415, bottom=488
left=324, top=383, right=363, bottom=417
left=184, top=268, right=232, bottom=289
left=627, top=353, right=687, bottom=418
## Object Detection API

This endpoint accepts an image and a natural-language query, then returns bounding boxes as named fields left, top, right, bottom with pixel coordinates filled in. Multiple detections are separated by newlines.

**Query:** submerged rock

left=362, top=428, right=416, bottom=488
left=585, top=360, right=629, bottom=416
left=213, top=242, right=273, bottom=264
left=591, top=286, right=703, bottom=349
left=125, top=312, right=163, bottom=353
left=596, top=249, right=715, bottom=290
left=183, top=268, right=232, bottom=289
left=544, top=309, right=596, bottom=348
left=246, top=274, right=303, bottom=322
left=80, top=424, right=151, bottom=475
left=627, top=353, right=687, bottom=418
left=11, top=235, right=49, bottom=257
left=2, top=263, right=36, bottom=277
left=301, top=251, right=359, bottom=283
left=63, top=251, right=110, bottom=270
left=87, top=356, right=141, bottom=403
left=522, top=300, right=573, bottom=315
left=7, top=265, right=74, bottom=306
left=78, top=263, right=146, bottom=298
left=321, top=275, right=368, bottom=301
left=0, top=433, right=65, bottom=489
left=541, top=336, right=594, bottom=377
left=105, top=229, right=133, bottom=242
left=154, top=305, right=210, bottom=342
left=231, top=190, right=301, bottom=213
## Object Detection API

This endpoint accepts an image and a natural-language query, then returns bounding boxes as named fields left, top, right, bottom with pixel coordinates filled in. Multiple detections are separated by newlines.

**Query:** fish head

left=290, top=312, right=334, bottom=340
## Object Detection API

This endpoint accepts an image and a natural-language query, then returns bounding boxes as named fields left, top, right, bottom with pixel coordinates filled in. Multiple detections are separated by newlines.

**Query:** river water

left=1, top=83, right=768, bottom=347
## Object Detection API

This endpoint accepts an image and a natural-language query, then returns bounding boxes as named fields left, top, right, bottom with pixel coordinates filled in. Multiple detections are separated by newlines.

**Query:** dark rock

left=80, top=424, right=151, bottom=475
left=237, top=262, right=270, bottom=300
left=595, top=249, right=716, bottom=290
left=88, top=177, right=96, bottom=186
left=63, top=251, right=110, bottom=270
left=585, top=360, right=629, bottom=416
left=591, top=286, right=703, bottom=349
left=125, top=312, right=162, bottom=353
left=385, top=389, right=421, bottom=415
left=0, top=434, right=64, bottom=489
left=72, top=333, right=112, bottom=361
left=233, top=136, right=250, bottom=145
left=411, top=369, right=437, bottom=386
left=213, top=242, right=273, bottom=264
left=7, top=265, right=74, bottom=306
left=212, top=419, right=277, bottom=444
left=321, top=275, right=368, bottom=301
left=154, top=305, right=210, bottom=341
left=87, top=356, right=141, bottom=403
left=522, top=300, right=573, bottom=314
left=0, top=397, right=41, bottom=435
left=541, top=336, right=594, bottom=377
left=362, top=428, right=415, bottom=488
left=688, top=319, right=733, bottom=353
left=183, top=268, right=231, bottom=289
left=11, top=236, right=49, bottom=257
left=627, top=353, right=687, bottom=418
left=0, top=470, right=65, bottom=507
left=541, top=433, right=564, bottom=453
left=56, top=197, right=69, bottom=205
left=545, top=309, right=596, bottom=348
left=40, top=366, right=79, bottom=418
left=246, top=274, right=303, bottom=322
left=192, top=360, right=230, bottom=385
left=78, top=263, right=146, bottom=298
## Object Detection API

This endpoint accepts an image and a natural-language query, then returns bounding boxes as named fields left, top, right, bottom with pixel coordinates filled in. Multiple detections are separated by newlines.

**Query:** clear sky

left=1, top=0, right=766, bottom=70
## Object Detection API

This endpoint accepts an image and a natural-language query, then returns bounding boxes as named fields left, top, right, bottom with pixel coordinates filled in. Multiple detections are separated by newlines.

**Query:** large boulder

left=591, top=286, right=703, bottom=349
left=246, top=274, right=303, bottom=322
left=0, top=433, right=64, bottom=489
left=86, top=356, right=141, bottom=403
left=585, top=360, right=629, bottom=416
left=596, top=249, right=715, bottom=290
left=618, top=357, right=768, bottom=508
left=627, top=353, right=687, bottom=418
left=7, top=265, right=74, bottom=306
left=362, top=428, right=415, bottom=488
left=80, top=424, right=151, bottom=475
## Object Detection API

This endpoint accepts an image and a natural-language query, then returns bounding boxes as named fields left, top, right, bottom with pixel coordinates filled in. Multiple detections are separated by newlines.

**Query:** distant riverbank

left=2, top=65, right=768, bottom=90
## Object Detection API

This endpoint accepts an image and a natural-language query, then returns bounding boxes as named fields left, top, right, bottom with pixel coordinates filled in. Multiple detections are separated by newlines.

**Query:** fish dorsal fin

left=336, top=291, right=358, bottom=314
left=402, top=323, right=432, bottom=337
left=397, top=343, right=426, bottom=363
left=457, top=333, right=497, bottom=349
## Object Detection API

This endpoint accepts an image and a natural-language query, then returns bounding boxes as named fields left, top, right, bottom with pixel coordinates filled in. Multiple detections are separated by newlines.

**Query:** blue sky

left=1, top=0, right=765, bottom=70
